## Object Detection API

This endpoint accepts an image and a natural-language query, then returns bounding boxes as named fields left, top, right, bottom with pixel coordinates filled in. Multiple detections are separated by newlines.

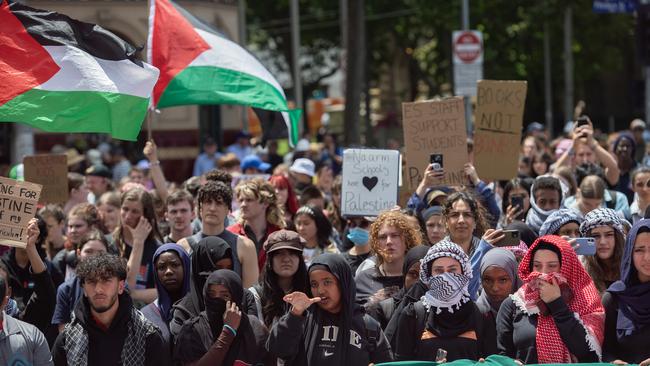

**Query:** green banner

left=376, top=355, right=635, bottom=366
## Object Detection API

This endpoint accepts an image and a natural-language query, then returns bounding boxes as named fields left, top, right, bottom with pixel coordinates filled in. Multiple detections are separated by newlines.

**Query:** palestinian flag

left=148, top=0, right=301, bottom=147
left=0, top=0, right=159, bottom=141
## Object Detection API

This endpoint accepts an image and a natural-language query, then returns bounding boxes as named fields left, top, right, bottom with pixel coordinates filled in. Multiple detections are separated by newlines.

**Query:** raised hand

left=482, top=228, right=505, bottom=246
left=283, top=291, right=321, bottom=316
left=223, top=301, right=242, bottom=331
left=126, top=217, right=152, bottom=244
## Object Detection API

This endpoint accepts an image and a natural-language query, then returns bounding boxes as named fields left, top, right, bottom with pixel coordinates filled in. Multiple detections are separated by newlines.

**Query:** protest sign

left=341, top=149, right=400, bottom=217
left=473, top=80, right=527, bottom=181
left=0, top=177, right=42, bottom=248
left=24, top=154, right=68, bottom=204
left=402, top=97, right=469, bottom=188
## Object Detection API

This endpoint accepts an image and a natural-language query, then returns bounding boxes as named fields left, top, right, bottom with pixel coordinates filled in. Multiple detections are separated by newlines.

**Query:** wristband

left=223, top=324, right=237, bottom=336
left=149, top=160, right=160, bottom=166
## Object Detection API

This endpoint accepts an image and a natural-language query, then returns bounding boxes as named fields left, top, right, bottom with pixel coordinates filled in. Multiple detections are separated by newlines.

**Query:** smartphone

left=496, top=230, right=520, bottom=247
left=575, top=116, right=590, bottom=128
left=510, top=195, right=524, bottom=210
left=574, top=237, right=596, bottom=256
left=430, top=154, right=443, bottom=170
left=435, top=348, right=448, bottom=363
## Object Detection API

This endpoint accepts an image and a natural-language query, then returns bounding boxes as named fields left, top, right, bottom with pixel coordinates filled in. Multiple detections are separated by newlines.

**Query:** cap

left=85, top=164, right=111, bottom=179
left=631, top=119, right=646, bottom=130
left=290, top=158, right=315, bottom=177
left=240, top=155, right=271, bottom=172
left=236, top=131, right=252, bottom=140
left=264, top=230, right=306, bottom=254
left=425, top=190, right=448, bottom=206
left=525, top=122, right=545, bottom=134
left=65, top=148, right=85, bottom=167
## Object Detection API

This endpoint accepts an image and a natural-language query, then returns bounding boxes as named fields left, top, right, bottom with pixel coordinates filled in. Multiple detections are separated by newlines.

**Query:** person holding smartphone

left=579, top=208, right=626, bottom=293
left=500, top=178, right=533, bottom=227
left=554, top=116, right=620, bottom=187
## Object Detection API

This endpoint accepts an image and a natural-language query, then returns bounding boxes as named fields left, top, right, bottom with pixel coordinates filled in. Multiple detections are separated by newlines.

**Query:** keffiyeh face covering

left=419, top=239, right=473, bottom=313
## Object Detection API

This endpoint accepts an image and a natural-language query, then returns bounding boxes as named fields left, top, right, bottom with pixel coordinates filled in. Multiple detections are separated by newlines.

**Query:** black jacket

left=602, top=291, right=650, bottom=363
left=496, top=296, right=600, bottom=364
left=52, top=292, right=164, bottom=366
left=266, top=253, right=393, bottom=366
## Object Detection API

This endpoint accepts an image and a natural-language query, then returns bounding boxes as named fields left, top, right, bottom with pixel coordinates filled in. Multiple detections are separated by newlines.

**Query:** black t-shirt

left=342, top=251, right=371, bottom=275
left=122, top=238, right=160, bottom=289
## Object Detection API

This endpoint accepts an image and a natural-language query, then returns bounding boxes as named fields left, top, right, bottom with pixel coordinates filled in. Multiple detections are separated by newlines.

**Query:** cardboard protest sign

left=341, top=149, right=400, bottom=217
left=24, top=154, right=68, bottom=204
left=473, top=80, right=527, bottom=181
left=402, top=97, right=469, bottom=188
left=0, top=177, right=42, bottom=248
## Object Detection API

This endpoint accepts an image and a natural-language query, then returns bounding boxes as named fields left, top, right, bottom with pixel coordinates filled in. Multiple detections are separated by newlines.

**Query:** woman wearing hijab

left=142, top=244, right=190, bottom=364
left=174, top=270, right=268, bottom=366
left=539, top=208, right=583, bottom=238
left=368, top=245, right=429, bottom=329
left=602, top=219, right=650, bottom=365
left=170, top=236, right=233, bottom=337
left=267, top=253, right=392, bottom=366
left=496, top=235, right=605, bottom=363
left=476, top=248, right=522, bottom=323
left=394, top=239, right=495, bottom=361
left=525, top=175, right=565, bottom=234
left=580, top=208, right=626, bottom=293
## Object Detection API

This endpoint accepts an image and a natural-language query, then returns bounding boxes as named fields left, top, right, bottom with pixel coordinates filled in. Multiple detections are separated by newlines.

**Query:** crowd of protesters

left=2, top=119, right=650, bottom=366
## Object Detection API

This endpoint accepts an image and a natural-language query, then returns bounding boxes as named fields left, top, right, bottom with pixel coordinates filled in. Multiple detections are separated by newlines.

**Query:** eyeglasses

left=447, top=211, right=475, bottom=220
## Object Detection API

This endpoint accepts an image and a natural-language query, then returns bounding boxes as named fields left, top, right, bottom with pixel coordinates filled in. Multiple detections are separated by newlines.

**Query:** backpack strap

left=414, top=301, right=428, bottom=341
left=606, top=190, right=618, bottom=210
left=363, top=314, right=380, bottom=353
left=247, top=285, right=264, bottom=321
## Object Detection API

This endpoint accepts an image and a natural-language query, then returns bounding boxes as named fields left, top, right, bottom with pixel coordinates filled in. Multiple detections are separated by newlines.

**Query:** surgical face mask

left=347, top=227, right=369, bottom=246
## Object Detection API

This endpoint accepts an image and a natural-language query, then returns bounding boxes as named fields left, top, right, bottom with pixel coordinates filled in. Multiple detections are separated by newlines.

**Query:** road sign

left=453, top=30, right=483, bottom=96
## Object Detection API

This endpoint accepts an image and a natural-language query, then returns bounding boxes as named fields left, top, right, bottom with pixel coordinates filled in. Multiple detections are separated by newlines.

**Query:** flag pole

left=147, top=109, right=153, bottom=141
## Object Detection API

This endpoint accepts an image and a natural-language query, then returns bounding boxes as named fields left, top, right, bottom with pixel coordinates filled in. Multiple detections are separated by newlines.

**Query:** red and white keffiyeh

left=511, top=235, right=605, bottom=363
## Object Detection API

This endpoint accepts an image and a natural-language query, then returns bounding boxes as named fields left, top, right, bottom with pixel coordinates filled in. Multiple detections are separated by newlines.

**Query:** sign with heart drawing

left=341, top=148, right=400, bottom=217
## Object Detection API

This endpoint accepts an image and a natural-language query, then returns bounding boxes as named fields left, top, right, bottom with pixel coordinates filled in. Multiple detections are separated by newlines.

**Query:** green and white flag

left=0, top=0, right=159, bottom=141
left=148, top=0, right=301, bottom=146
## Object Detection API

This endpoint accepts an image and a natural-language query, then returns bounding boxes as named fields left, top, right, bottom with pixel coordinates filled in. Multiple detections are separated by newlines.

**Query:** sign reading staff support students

left=0, top=176, right=42, bottom=248
left=473, top=80, right=527, bottom=181
left=341, top=149, right=400, bottom=217
left=402, top=97, right=469, bottom=189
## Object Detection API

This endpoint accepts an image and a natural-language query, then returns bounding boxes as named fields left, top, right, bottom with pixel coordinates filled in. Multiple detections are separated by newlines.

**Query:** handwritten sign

left=473, top=80, right=527, bottom=180
left=24, top=154, right=68, bottom=204
left=0, top=177, right=42, bottom=248
left=402, top=97, right=469, bottom=188
left=341, top=149, right=400, bottom=216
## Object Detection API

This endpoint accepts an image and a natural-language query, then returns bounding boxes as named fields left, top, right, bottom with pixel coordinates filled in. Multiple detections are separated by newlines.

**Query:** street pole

left=646, top=66, right=650, bottom=124
left=564, top=5, right=574, bottom=124
left=544, top=19, right=554, bottom=135
left=290, top=0, right=303, bottom=137
left=461, top=0, right=473, bottom=135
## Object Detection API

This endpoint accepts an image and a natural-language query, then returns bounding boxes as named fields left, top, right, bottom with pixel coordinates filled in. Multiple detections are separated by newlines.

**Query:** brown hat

left=264, top=230, right=305, bottom=254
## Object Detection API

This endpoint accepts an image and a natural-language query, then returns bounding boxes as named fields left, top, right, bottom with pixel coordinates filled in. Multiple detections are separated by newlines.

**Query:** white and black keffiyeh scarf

left=419, top=239, right=473, bottom=313
left=579, top=207, right=625, bottom=237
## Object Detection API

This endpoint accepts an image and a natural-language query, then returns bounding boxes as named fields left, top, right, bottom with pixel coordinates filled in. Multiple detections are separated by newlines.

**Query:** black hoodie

left=266, top=253, right=393, bottom=366
left=52, top=292, right=164, bottom=366
left=174, top=270, right=268, bottom=366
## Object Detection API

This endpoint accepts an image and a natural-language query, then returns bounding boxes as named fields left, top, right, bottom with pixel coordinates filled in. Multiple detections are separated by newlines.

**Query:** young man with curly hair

left=52, top=253, right=163, bottom=366
left=177, top=181, right=258, bottom=288
left=354, top=210, right=423, bottom=307
left=228, top=178, right=285, bottom=270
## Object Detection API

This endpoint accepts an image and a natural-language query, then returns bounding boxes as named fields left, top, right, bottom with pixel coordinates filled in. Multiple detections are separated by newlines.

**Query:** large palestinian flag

left=148, top=0, right=301, bottom=147
left=0, top=0, right=159, bottom=141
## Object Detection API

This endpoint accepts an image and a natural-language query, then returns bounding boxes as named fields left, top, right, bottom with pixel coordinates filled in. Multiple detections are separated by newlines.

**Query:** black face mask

left=205, top=297, right=228, bottom=336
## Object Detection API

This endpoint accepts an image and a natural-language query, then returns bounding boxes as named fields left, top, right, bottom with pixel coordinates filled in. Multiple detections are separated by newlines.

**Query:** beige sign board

left=473, top=80, right=527, bottom=181
left=0, top=177, right=42, bottom=248
left=24, top=154, right=69, bottom=204
left=402, top=97, right=469, bottom=188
